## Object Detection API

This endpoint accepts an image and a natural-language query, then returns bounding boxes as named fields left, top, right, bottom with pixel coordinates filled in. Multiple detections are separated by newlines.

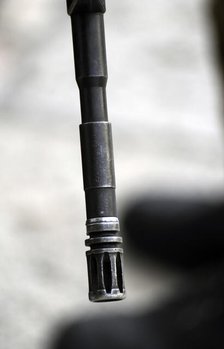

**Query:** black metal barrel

left=67, top=0, right=125, bottom=302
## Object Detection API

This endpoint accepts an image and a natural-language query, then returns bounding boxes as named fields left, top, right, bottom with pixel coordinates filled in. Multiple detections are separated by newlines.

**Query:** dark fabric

left=123, top=196, right=224, bottom=268
left=50, top=262, right=224, bottom=349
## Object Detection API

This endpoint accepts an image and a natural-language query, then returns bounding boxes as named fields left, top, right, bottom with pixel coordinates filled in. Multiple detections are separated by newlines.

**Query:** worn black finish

left=80, top=122, right=115, bottom=190
left=67, top=0, right=125, bottom=302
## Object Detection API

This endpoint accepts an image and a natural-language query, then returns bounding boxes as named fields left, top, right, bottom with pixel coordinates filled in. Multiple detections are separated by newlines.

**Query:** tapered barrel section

left=67, top=0, right=125, bottom=302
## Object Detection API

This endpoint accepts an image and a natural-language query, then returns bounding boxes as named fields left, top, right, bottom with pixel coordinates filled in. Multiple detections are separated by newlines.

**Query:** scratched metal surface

left=0, top=0, right=224, bottom=348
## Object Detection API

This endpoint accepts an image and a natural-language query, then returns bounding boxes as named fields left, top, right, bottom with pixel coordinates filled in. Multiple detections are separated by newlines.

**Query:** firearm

left=66, top=0, right=125, bottom=302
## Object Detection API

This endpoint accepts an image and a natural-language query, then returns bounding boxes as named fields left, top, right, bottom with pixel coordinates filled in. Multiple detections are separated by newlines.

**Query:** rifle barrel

left=67, top=0, right=125, bottom=302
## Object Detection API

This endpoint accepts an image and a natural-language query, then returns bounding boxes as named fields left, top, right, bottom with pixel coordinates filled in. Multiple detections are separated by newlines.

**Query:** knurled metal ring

left=85, top=236, right=123, bottom=246
left=86, top=247, right=123, bottom=255
left=86, top=217, right=120, bottom=234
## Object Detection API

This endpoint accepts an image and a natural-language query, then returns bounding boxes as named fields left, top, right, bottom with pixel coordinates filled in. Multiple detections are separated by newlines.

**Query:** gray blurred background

left=1, top=0, right=224, bottom=348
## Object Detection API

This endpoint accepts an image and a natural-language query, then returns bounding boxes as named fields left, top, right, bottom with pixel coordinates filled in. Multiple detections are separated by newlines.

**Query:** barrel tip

left=89, top=289, right=126, bottom=303
left=86, top=249, right=126, bottom=303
